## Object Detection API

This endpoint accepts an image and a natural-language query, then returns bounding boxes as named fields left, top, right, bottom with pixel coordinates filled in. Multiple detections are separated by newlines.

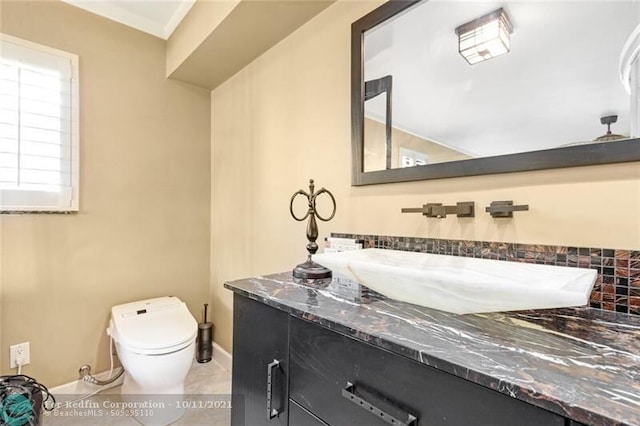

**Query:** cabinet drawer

left=290, top=399, right=330, bottom=426
left=289, top=317, right=564, bottom=426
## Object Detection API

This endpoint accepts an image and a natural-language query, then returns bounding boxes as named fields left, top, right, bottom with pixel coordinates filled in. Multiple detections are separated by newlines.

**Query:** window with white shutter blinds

left=0, top=33, right=79, bottom=212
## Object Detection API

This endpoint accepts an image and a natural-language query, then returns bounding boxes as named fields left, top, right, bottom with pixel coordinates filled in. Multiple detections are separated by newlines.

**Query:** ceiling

left=364, top=1, right=639, bottom=158
left=61, top=0, right=195, bottom=39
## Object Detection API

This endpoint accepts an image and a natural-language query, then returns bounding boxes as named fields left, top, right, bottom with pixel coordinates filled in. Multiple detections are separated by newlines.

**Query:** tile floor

left=42, top=359, right=231, bottom=425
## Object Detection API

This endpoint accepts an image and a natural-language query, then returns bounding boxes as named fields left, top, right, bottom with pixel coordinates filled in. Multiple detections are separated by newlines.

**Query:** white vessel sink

left=313, top=249, right=597, bottom=314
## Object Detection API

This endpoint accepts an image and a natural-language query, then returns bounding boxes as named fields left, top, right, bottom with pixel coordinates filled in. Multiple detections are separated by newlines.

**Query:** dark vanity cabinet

left=231, top=294, right=569, bottom=426
left=231, top=296, right=289, bottom=426
left=289, top=317, right=565, bottom=426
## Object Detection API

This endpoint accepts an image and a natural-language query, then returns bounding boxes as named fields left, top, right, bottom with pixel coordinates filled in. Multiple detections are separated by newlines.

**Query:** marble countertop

left=224, top=272, right=640, bottom=426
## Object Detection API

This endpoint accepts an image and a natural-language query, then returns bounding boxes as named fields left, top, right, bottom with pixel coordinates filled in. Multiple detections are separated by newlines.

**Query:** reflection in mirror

left=364, top=1, right=635, bottom=168
left=364, top=75, right=392, bottom=171
left=355, top=0, right=640, bottom=178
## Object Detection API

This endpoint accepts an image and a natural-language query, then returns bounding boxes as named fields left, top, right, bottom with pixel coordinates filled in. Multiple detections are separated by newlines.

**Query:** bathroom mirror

left=351, top=0, right=640, bottom=185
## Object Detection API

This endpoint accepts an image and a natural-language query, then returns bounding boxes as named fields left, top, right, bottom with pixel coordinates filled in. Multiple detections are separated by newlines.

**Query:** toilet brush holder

left=196, top=322, right=213, bottom=363
left=197, top=303, right=213, bottom=363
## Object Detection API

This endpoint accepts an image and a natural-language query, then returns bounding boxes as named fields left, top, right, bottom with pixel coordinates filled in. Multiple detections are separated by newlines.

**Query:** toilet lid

left=110, top=296, right=197, bottom=354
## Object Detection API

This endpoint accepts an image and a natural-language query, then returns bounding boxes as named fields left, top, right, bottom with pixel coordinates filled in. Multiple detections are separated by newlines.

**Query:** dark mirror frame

left=351, top=0, right=640, bottom=186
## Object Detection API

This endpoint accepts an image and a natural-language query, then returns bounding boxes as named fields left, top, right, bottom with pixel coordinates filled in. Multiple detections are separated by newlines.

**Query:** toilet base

left=120, top=373, right=187, bottom=426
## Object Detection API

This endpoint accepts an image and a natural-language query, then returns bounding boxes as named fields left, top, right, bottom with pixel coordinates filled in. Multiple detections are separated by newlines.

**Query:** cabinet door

left=231, top=295, right=289, bottom=426
left=290, top=317, right=565, bottom=426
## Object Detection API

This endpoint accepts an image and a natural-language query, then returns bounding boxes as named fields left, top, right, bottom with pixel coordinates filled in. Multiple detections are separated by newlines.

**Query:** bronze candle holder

left=289, top=179, right=336, bottom=280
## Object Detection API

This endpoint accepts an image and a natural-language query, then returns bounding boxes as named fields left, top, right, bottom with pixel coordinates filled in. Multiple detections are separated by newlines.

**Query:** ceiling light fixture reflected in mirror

left=455, top=8, right=513, bottom=65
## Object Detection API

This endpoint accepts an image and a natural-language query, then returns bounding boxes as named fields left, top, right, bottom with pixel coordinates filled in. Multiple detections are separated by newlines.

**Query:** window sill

left=0, top=210, right=77, bottom=215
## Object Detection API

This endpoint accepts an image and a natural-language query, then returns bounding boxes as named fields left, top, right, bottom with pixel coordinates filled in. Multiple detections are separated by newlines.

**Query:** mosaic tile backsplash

left=331, top=233, right=640, bottom=316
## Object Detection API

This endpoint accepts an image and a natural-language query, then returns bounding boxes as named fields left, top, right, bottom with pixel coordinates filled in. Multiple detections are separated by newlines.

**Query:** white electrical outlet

left=9, top=342, right=30, bottom=369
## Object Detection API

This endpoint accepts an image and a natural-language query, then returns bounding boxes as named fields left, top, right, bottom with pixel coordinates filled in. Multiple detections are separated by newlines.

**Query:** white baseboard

left=50, top=342, right=231, bottom=396
left=49, top=368, right=125, bottom=397
left=212, top=341, right=232, bottom=371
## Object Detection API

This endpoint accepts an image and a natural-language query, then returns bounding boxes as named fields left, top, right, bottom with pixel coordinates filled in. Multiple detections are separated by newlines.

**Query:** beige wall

left=0, top=1, right=211, bottom=386
left=211, top=0, right=640, bottom=352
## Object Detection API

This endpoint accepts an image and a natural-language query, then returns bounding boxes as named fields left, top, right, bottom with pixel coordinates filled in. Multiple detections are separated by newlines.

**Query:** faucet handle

left=426, top=203, right=445, bottom=218
left=455, top=202, right=475, bottom=218
left=485, top=201, right=529, bottom=218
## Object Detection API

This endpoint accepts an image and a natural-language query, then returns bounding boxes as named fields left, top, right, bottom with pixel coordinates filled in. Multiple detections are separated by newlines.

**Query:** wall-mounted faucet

left=402, top=202, right=475, bottom=218
left=485, top=201, right=529, bottom=218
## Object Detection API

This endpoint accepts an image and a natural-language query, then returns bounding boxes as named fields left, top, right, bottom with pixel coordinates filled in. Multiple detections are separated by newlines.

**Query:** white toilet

left=108, top=296, right=197, bottom=426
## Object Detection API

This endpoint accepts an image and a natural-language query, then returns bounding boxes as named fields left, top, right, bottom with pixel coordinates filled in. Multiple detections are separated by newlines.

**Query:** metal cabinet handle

left=485, top=201, right=529, bottom=218
left=341, top=381, right=417, bottom=426
left=266, top=359, right=280, bottom=419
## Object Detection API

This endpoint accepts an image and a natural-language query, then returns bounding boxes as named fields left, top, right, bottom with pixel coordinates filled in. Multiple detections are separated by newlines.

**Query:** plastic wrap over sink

left=313, top=249, right=597, bottom=314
